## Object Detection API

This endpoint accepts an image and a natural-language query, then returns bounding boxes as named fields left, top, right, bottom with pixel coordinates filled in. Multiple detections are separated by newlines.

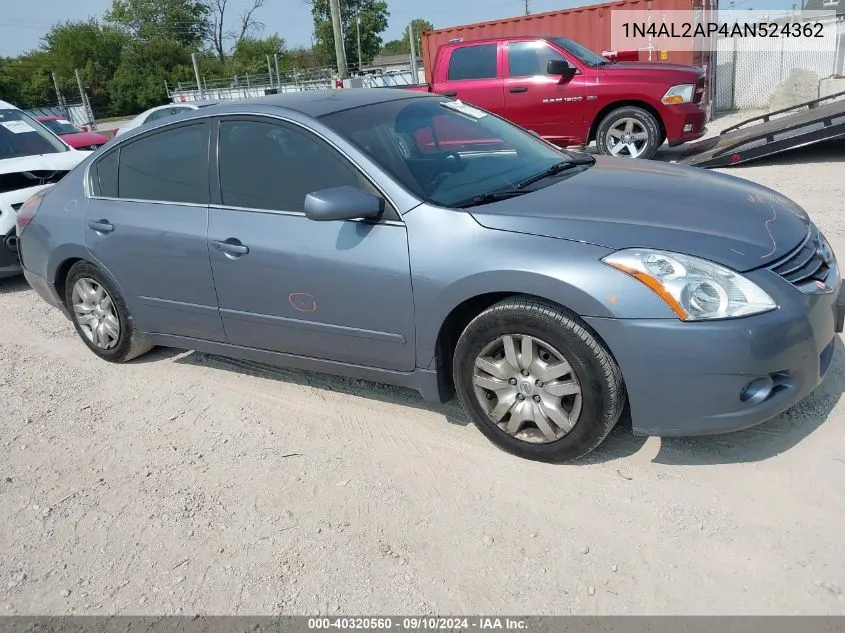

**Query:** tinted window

left=320, top=97, right=582, bottom=208
left=507, top=41, right=567, bottom=77
left=550, top=37, right=609, bottom=67
left=95, top=149, right=119, bottom=197
left=0, top=109, right=68, bottom=158
left=217, top=119, right=374, bottom=212
left=118, top=123, right=209, bottom=204
left=447, top=44, right=498, bottom=81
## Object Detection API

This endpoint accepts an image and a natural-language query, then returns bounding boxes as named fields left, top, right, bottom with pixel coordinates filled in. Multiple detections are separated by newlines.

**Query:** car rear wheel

left=452, top=296, right=626, bottom=462
left=595, top=106, right=661, bottom=160
left=65, top=261, right=153, bottom=363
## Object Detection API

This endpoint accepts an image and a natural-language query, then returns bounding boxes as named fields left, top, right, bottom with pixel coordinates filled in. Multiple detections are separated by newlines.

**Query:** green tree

left=106, top=0, right=210, bottom=48
left=380, top=18, right=433, bottom=56
left=310, top=0, right=389, bottom=72
left=40, top=20, right=129, bottom=115
left=109, top=36, right=195, bottom=114
left=230, top=34, right=286, bottom=76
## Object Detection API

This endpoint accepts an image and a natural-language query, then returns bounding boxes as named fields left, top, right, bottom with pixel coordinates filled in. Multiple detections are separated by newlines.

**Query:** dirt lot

left=2, top=113, right=845, bottom=616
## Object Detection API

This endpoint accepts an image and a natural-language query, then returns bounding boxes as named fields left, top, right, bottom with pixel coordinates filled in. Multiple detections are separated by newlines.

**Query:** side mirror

left=304, top=186, right=384, bottom=222
left=547, top=59, right=577, bottom=78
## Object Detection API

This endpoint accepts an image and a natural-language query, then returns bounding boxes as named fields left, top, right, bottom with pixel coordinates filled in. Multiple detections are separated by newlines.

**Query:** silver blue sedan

left=16, top=89, right=845, bottom=461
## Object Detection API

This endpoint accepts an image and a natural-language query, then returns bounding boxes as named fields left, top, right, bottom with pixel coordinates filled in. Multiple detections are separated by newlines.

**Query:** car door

left=207, top=115, right=416, bottom=372
left=437, top=42, right=506, bottom=117
left=85, top=119, right=227, bottom=342
left=503, top=40, right=587, bottom=145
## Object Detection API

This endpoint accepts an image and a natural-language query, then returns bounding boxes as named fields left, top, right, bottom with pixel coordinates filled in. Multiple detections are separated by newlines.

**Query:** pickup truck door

left=502, top=40, right=587, bottom=146
left=431, top=42, right=506, bottom=117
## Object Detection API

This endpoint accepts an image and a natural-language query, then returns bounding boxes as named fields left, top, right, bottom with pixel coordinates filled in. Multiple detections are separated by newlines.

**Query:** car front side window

left=507, top=41, right=567, bottom=77
left=216, top=118, right=380, bottom=214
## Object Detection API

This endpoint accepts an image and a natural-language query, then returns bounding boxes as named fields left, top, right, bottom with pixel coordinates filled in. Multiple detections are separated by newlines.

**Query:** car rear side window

left=95, top=149, right=119, bottom=197
left=117, top=122, right=209, bottom=204
left=447, top=44, right=498, bottom=81
left=507, top=41, right=566, bottom=77
left=217, top=119, right=373, bottom=212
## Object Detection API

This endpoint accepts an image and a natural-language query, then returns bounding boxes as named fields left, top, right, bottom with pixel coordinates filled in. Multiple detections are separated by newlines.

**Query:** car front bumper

left=663, top=102, right=708, bottom=145
left=584, top=279, right=845, bottom=437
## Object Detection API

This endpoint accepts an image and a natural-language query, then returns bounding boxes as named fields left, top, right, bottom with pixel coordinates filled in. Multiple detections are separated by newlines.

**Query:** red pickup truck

left=406, top=36, right=708, bottom=160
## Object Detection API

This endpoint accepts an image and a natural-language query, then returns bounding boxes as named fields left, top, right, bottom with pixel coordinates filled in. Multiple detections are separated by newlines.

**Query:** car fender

left=405, top=209, right=679, bottom=369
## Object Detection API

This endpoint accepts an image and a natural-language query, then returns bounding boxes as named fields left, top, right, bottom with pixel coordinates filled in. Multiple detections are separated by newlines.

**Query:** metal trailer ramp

left=674, top=90, right=845, bottom=169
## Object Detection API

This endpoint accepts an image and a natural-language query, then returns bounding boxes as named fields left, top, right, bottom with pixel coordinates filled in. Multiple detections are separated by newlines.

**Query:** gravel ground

left=1, top=112, right=845, bottom=616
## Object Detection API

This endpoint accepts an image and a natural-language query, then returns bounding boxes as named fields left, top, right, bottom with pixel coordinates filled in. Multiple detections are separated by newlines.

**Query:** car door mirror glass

left=304, top=186, right=383, bottom=222
left=547, top=59, right=576, bottom=77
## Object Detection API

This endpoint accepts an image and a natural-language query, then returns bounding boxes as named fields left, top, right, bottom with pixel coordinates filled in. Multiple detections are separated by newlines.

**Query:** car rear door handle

left=441, top=91, right=457, bottom=97
left=212, top=238, right=249, bottom=256
left=509, top=86, right=528, bottom=93
left=88, top=220, right=114, bottom=233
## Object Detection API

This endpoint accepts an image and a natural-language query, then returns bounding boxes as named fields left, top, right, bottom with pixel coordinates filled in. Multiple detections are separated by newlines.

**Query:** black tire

left=595, top=106, right=662, bottom=160
left=452, top=296, right=626, bottom=463
left=64, top=260, right=154, bottom=363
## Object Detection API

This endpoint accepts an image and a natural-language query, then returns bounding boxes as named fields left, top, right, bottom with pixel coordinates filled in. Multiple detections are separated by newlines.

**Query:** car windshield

left=40, top=118, right=81, bottom=135
left=319, top=97, right=589, bottom=208
left=0, top=109, right=68, bottom=159
left=551, top=37, right=611, bottom=67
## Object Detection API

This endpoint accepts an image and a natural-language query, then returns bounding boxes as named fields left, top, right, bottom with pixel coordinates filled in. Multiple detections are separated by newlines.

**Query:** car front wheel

left=452, top=296, right=626, bottom=462
left=65, top=261, right=153, bottom=363
left=595, top=106, right=662, bottom=160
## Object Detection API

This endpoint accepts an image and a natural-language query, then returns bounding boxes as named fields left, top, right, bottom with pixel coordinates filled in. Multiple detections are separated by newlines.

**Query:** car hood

left=0, top=151, right=89, bottom=177
left=600, top=61, right=702, bottom=74
left=60, top=131, right=109, bottom=146
left=468, top=157, right=810, bottom=272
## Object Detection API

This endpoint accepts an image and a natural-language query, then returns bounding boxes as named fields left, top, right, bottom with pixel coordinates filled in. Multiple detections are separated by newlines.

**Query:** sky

left=0, top=0, right=801, bottom=58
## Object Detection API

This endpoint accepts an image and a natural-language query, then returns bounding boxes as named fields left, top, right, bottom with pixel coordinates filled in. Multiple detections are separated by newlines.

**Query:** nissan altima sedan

left=16, top=89, right=845, bottom=462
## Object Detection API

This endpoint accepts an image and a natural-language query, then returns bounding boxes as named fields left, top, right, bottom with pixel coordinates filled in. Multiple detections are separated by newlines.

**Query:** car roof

left=194, top=88, right=437, bottom=119
left=0, top=100, right=20, bottom=110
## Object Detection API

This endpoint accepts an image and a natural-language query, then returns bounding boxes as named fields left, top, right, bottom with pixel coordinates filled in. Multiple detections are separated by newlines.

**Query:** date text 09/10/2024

left=622, top=21, right=825, bottom=39
left=307, top=617, right=528, bottom=630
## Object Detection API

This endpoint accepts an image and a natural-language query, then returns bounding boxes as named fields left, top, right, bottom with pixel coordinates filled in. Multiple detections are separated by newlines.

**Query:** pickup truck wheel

left=452, top=296, right=626, bottom=463
left=596, top=107, right=661, bottom=160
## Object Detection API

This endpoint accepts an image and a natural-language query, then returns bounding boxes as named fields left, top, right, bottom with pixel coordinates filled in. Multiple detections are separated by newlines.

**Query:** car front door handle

left=509, top=86, right=528, bottom=93
left=88, top=220, right=114, bottom=233
left=212, top=239, right=249, bottom=257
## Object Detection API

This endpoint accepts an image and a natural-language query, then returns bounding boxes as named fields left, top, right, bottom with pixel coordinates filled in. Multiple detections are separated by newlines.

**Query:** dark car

left=16, top=89, right=845, bottom=462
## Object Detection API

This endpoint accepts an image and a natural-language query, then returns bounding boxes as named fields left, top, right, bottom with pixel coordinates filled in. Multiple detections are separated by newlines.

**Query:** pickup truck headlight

left=602, top=249, right=776, bottom=321
left=661, top=84, right=695, bottom=105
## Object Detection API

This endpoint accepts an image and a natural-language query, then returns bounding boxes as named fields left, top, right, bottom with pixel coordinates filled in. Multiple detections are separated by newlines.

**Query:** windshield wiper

left=516, top=157, right=595, bottom=189
left=453, top=190, right=528, bottom=209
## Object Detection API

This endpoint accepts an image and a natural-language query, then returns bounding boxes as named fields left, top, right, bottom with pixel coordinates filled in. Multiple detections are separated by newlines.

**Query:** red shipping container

left=420, top=0, right=716, bottom=88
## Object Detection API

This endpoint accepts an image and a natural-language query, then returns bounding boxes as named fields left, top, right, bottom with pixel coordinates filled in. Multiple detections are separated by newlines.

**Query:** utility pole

left=274, top=53, right=282, bottom=89
left=266, top=54, right=274, bottom=88
left=356, top=13, right=363, bottom=74
left=191, top=52, right=204, bottom=99
left=408, top=23, right=419, bottom=84
left=524, top=0, right=530, bottom=15
left=329, top=0, right=348, bottom=80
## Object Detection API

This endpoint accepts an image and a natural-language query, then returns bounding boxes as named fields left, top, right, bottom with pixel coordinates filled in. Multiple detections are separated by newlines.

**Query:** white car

left=113, top=100, right=218, bottom=136
left=0, top=100, right=90, bottom=279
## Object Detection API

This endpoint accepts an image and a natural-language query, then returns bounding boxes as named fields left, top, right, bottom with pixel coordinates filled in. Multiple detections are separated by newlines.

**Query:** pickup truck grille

left=768, top=226, right=835, bottom=293
left=693, top=77, right=705, bottom=104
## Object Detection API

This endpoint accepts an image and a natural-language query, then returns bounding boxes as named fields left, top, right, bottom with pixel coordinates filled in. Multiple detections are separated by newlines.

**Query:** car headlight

left=661, top=84, right=694, bottom=104
left=602, top=249, right=777, bottom=321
